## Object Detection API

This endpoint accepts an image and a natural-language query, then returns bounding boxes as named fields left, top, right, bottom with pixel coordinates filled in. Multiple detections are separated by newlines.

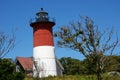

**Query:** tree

left=0, top=58, right=25, bottom=80
left=0, top=31, right=24, bottom=80
left=82, top=58, right=96, bottom=74
left=54, top=17, right=119, bottom=80
left=114, top=56, right=120, bottom=72
left=0, top=32, right=15, bottom=58
left=106, top=55, right=120, bottom=72
left=59, top=57, right=85, bottom=75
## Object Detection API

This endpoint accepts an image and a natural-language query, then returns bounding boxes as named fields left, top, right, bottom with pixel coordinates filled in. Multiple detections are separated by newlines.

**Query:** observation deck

left=30, top=8, right=55, bottom=26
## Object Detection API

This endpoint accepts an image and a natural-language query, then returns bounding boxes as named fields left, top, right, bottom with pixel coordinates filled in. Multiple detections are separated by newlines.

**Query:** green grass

left=24, top=75, right=120, bottom=80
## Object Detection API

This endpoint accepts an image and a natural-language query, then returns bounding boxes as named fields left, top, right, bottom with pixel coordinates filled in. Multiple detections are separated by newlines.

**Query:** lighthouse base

left=33, top=46, right=57, bottom=78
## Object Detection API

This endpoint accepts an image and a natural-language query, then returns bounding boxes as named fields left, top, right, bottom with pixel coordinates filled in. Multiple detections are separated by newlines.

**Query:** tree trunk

left=97, top=68, right=102, bottom=80
left=97, top=60, right=102, bottom=80
left=97, top=72, right=102, bottom=80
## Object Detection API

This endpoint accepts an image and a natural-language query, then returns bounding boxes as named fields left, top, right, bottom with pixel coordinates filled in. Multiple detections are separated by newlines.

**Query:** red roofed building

left=16, top=57, right=64, bottom=76
left=16, top=57, right=33, bottom=76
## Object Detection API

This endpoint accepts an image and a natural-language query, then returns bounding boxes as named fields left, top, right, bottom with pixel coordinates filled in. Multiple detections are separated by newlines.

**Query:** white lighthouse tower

left=30, top=8, right=57, bottom=78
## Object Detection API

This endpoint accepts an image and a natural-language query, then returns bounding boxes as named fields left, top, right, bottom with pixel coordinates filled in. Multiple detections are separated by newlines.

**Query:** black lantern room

left=36, top=8, right=49, bottom=22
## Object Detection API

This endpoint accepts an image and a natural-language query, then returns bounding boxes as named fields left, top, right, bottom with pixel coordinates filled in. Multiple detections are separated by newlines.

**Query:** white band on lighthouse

left=33, top=46, right=57, bottom=77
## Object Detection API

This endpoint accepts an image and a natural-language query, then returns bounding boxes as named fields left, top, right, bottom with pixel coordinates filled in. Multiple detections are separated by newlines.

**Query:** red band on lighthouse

left=31, top=22, right=55, bottom=47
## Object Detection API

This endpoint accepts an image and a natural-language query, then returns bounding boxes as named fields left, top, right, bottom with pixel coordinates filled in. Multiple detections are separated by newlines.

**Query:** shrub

left=0, top=58, right=25, bottom=80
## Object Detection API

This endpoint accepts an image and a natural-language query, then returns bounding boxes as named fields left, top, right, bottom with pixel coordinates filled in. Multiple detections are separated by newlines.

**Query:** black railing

left=30, top=17, right=55, bottom=24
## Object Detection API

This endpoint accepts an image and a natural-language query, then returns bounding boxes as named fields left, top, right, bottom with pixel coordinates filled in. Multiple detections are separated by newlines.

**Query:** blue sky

left=0, top=0, right=120, bottom=60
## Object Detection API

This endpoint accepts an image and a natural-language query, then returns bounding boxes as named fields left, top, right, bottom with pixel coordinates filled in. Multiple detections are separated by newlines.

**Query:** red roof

left=16, top=57, right=33, bottom=70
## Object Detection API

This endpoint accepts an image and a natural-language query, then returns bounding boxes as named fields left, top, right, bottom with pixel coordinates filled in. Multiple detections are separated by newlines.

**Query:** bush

left=0, top=58, right=25, bottom=80
left=24, top=75, right=120, bottom=80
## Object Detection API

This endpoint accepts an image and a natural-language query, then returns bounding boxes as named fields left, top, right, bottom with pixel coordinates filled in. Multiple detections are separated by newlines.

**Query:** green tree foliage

left=59, top=56, right=120, bottom=76
left=0, top=58, right=25, bottom=80
left=114, top=56, right=120, bottom=72
left=106, top=55, right=120, bottom=72
left=59, top=57, right=87, bottom=75
left=84, top=55, right=120, bottom=74
left=54, top=17, right=119, bottom=80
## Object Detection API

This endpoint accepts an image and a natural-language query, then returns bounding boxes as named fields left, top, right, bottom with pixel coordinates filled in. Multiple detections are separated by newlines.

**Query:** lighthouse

left=30, top=8, right=57, bottom=78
